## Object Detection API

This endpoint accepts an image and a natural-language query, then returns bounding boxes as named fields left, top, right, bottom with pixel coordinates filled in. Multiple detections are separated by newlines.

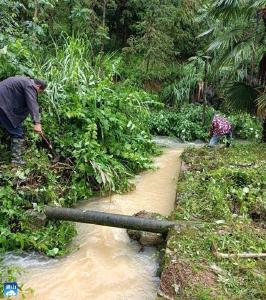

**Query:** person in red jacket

left=0, top=76, right=47, bottom=164
left=208, top=114, right=232, bottom=147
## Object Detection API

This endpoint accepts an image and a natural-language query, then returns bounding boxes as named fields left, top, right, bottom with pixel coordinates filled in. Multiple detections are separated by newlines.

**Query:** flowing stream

left=10, top=144, right=184, bottom=300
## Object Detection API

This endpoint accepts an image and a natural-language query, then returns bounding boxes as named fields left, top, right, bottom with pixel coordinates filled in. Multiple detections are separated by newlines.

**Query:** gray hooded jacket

left=0, top=76, right=40, bottom=128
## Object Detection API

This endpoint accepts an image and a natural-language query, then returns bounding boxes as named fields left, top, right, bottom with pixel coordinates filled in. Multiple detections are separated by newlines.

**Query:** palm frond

left=161, top=59, right=206, bottom=107
left=210, top=0, right=255, bottom=21
left=251, top=0, right=266, bottom=8
left=197, top=28, right=214, bottom=38
left=225, top=81, right=258, bottom=113
left=256, top=91, right=266, bottom=117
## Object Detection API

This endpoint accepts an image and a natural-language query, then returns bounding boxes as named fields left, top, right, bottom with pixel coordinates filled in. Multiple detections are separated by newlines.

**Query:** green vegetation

left=0, top=39, right=159, bottom=291
left=149, top=105, right=262, bottom=141
left=161, top=144, right=266, bottom=299
left=0, top=0, right=265, bottom=297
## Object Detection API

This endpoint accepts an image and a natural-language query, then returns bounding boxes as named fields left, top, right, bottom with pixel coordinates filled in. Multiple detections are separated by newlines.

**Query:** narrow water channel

left=17, top=148, right=182, bottom=300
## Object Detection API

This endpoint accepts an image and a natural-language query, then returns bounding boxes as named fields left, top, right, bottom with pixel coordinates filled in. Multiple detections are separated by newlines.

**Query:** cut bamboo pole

left=45, top=206, right=178, bottom=233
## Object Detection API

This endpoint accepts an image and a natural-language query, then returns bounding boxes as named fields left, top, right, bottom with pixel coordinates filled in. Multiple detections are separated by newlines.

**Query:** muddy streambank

left=12, top=145, right=184, bottom=300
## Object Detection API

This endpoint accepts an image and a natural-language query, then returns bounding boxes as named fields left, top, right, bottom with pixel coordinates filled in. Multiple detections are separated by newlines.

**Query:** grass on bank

left=160, top=142, right=266, bottom=300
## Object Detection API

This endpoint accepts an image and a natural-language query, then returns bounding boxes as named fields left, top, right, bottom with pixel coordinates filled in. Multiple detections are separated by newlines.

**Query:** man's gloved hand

left=34, top=123, right=42, bottom=133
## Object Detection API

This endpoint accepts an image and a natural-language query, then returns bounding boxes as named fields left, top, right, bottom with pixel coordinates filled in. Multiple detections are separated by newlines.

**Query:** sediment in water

left=16, top=148, right=182, bottom=300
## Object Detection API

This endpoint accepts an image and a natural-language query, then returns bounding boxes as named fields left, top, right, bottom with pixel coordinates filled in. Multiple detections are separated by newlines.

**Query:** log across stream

left=15, top=147, right=183, bottom=300
left=44, top=206, right=178, bottom=233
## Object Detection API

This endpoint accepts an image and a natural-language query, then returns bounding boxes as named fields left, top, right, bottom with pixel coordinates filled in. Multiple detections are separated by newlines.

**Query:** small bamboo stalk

left=215, top=252, right=266, bottom=259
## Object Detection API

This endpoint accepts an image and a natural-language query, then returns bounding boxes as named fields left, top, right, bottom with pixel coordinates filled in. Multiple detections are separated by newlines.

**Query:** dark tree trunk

left=32, top=0, right=39, bottom=41
left=263, top=118, right=266, bottom=142
left=100, top=0, right=107, bottom=53
left=258, top=53, right=266, bottom=84
left=69, top=0, right=73, bottom=35
left=202, top=58, right=209, bottom=126
left=114, top=0, right=130, bottom=47
left=34, top=0, right=39, bottom=21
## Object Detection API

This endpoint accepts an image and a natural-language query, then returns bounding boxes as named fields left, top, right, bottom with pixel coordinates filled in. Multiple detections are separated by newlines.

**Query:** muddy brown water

left=16, top=148, right=182, bottom=300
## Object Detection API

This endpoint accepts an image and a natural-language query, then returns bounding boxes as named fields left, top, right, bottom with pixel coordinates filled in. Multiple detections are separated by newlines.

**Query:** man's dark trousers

left=0, top=108, right=24, bottom=139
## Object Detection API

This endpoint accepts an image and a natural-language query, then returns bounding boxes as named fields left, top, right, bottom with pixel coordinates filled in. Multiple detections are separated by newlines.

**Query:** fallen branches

left=211, top=242, right=266, bottom=259
left=214, top=252, right=266, bottom=259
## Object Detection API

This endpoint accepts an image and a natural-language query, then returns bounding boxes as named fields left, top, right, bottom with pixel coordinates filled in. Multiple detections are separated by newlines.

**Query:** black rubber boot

left=11, top=138, right=26, bottom=165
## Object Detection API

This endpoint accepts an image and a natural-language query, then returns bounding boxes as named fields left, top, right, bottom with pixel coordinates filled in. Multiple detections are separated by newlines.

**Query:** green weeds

left=0, top=37, right=159, bottom=290
left=149, top=106, right=262, bottom=141
left=162, top=143, right=266, bottom=299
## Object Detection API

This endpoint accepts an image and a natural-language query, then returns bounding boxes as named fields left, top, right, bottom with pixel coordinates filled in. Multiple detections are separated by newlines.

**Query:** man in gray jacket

left=0, top=76, right=47, bottom=164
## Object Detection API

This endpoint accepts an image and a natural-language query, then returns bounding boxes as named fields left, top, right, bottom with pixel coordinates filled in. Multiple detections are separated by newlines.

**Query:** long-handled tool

left=39, top=131, right=53, bottom=151
left=39, top=131, right=59, bottom=161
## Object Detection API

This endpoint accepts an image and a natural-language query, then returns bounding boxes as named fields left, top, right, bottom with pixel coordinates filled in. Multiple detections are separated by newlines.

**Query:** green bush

left=228, top=113, right=262, bottom=140
left=0, top=37, right=159, bottom=266
left=32, top=37, right=159, bottom=203
left=149, top=104, right=262, bottom=141
left=148, top=104, right=215, bottom=141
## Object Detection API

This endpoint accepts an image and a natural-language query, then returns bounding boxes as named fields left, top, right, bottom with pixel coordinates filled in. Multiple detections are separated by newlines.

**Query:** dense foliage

left=0, top=22, right=161, bottom=296
left=159, top=0, right=266, bottom=140
left=149, top=105, right=262, bottom=141
left=37, top=38, right=159, bottom=197
left=0, top=36, right=158, bottom=252
left=162, top=143, right=266, bottom=299
left=0, top=0, right=265, bottom=296
left=148, top=105, right=214, bottom=141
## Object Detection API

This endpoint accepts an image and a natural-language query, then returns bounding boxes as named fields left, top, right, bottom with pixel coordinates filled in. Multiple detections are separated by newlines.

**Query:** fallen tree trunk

left=45, top=206, right=178, bottom=233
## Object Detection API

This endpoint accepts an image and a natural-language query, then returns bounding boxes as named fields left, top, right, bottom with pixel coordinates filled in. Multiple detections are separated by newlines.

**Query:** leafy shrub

left=0, top=155, right=77, bottom=256
left=0, top=37, right=34, bottom=78
left=32, top=37, right=159, bottom=203
left=148, top=104, right=215, bottom=141
left=149, top=104, right=262, bottom=141
left=228, top=113, right=262, bottom=140
left=0, top=37, right=159, bottom=269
